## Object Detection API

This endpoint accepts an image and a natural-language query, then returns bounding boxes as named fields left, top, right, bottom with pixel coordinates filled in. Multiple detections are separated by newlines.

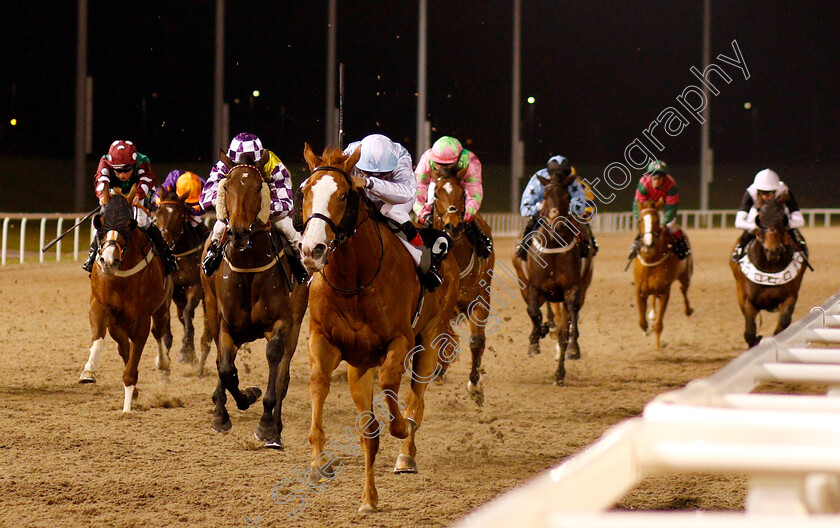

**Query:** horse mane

left=758, top=198, right=787, bottom=228
left=318, top=146, right=351, bottom=167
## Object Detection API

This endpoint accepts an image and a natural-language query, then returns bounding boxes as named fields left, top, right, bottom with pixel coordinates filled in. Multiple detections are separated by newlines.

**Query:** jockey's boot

left=515, top=215, right=540, bottom=261
left=670, top=230, right=690, bottom=260
left=143, top=224, right=178, bottom=274
left=790, top=228, right=808, bottom=257
left=464, top=220, right=493, bottom=258
left=627, top=233, right=642, bottom=261
left=421, top=262, right=444, bottom=292
left=583, top=224, right=599, bottom=256
left=731, top=230, right=755, bottom=261
left=274, top=216, right=309, bottom=284
left=82, top=237, right=100, bottom=272
left=202, top=239, right=224, bottom=277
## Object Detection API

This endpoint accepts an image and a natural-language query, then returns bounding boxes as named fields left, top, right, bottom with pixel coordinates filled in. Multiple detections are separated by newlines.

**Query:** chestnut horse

left=80, top=188, right=173, bottom=413
left=200, top=151, right=309, bottom=448
left=427, top=166, right=495, bottom=406
left=730, top=197, right=807, bottom=346
left=633, top=199, right=693, bottom=349
left=512, top=172, right=594, bottom=386
left=155, top=191, right=212, bottom=368
left=298, top=144, right=459, bottom=512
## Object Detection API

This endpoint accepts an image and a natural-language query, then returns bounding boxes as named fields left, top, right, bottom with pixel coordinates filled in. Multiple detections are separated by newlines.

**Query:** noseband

left=295, top=165, right=362, bottom=248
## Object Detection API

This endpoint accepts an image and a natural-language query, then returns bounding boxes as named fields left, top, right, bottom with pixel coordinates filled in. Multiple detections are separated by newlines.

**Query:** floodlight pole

left=74, top=0, right=88, bottom=211
left=699, top=0, right=713, bottom=213
left=510, top=0, right=523, bottom=213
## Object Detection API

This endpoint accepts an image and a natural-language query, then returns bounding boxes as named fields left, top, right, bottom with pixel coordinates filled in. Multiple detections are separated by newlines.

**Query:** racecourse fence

left=3, top=209, right=840, bottom=265
left=457, top=290, right=840, bottom=527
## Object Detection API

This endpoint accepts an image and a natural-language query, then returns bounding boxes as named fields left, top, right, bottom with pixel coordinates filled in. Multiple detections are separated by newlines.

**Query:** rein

left=319, top=212, right=384, bottom=295
left=637, top=208, right=672, bottom=265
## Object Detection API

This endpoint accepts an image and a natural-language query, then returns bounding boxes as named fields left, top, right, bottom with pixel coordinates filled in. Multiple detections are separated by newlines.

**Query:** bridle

left=298, top=164, right=384, bottom=295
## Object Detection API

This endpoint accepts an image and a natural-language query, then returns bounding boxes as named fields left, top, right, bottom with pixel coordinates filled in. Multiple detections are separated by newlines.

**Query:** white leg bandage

left=84, top=338, right=106, bottom=373
left=123, top=385, right=135, bottom=413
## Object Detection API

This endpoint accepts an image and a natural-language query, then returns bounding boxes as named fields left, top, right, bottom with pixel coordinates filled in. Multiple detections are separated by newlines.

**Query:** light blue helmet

left=356, top=134, right=398, bottom=173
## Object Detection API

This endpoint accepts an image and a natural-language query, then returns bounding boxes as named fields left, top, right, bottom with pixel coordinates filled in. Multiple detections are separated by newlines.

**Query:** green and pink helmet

left=430, top=136, right=463, bottom=164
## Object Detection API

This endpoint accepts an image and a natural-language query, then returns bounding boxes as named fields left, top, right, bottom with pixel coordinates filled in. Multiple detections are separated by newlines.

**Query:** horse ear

left=303, top=143, right=319, bottom=171
left=655, top=197, right=665, bottom=209
left=126, top=218, right=138, bottom=231
left=456, top=165, right=469, bottom=180
left=127, top=184, right=138, bottom=203
left=346, top=145, right=362, bottom=172
left=755, top=214, right=762, bottom=228
left=256, top=149, right=270, bottom=179
left=536, top=175, right=549, bottom=187
left=777, top=190, right=789, bottom=204
left=93, top=214, right=103, bottom=230
left=220, top=149, right=234, bottom=170
left=177, top=191, right=190, bottom=203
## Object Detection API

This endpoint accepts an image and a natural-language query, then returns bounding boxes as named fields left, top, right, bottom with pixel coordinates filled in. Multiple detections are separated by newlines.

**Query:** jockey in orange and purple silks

left=413, top=136, right=493, bottom=258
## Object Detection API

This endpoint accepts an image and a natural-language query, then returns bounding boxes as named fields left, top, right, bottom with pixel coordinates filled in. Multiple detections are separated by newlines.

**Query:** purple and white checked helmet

left=227, top=132, right=264, bottom=164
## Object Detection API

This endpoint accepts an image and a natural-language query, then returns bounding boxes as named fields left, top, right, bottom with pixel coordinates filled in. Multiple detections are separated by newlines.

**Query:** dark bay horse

left=730, top=196, right=807, bottom=346
left=155, top=191, right=211, bottom=368
left=428, top=166, right=495, bottom=406
left=298, top=144, right=460, bottom=512
left=200, top=151, right=309, bottom=448
left=633, top=199, right=693, bottom=349
left=80, top=188, right=173, bottom=413
left=512, top=173, right=594, bottom=386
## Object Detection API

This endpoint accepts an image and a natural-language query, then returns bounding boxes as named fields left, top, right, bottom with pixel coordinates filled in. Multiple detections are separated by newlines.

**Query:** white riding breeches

left=134, top=207, right=151, bottom=229
left=379, top=200, right=422, bottom=267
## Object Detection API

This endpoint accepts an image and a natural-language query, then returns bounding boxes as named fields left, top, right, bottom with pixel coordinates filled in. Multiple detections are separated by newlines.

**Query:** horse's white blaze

left=301, top=177, right=338, bottom=260
left=123, top=385, right=135, bottom=413
left=642, top=214, right=653, bottom=246
left=442, top=181, right=454, bottom=194
left=84, top=338, right=106, bottom=373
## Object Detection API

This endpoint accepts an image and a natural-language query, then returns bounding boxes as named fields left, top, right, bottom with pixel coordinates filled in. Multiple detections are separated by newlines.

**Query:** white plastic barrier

left=456, top=291, right=840, bottom=528
left=2, top=209, right=840, bottom=264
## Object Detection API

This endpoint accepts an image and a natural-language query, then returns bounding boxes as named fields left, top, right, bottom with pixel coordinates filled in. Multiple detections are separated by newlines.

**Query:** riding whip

left=41, top=206, right=101, bottom=252
left=338, top=62, right=345, bottom=149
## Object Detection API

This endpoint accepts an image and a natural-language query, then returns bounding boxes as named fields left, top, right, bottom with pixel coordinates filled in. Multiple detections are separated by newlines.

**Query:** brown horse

left=298, top=144, right=460, bottom=512
left=80, top=188, right=173, bottom=413
left=200, top=151, right=309, bottom=448
left=512, top=172, right=594, bottom=386
left=633, top=199, right=693, bottom=349
left=730, top=196, right=807, bottom=346
left=428, top=166, right=495, bottom=406
left=155, top=191, right=212, bottom=369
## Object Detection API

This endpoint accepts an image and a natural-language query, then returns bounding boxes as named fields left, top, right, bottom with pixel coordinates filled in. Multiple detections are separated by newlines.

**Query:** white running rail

left=455, top=291, right=840, bottom=528
left=3, top=209, right=840, bottom=264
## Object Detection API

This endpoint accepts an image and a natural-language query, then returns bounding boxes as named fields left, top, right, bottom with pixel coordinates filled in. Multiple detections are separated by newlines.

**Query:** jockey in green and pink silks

left=414, top=136, right=492, bottom=258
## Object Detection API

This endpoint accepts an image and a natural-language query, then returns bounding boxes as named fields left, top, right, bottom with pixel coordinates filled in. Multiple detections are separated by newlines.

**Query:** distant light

left=10, top=118, right=17, bottom=126
left=252, top=90, right=260, bottom=98
left=744, top=102, right=752, bottom=109
left=527, top=96, right=536, bottom=104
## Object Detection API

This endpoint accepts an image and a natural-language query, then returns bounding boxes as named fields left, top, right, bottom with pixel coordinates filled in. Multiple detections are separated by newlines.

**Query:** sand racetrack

left=1, top=229, right=838, bottom=527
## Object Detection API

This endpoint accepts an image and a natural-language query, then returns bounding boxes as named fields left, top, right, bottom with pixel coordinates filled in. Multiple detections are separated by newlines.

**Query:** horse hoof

left=358, top=502, right=379, bottom=513
left=527, top=343, right=540, bottom=356
left=237, top=387, right=262, bottom=410
left=254, top=424, right=278, bottom=444
left=155, top=357, right=171, bottom=371
left=265, top=437, right=284, bottom=450
left=467, top=381, right=484, bottom=407
left=394, top=453, right=418, bottom=474
left=211, top=416, right=232, bottom=433
left=686, top=308, right=694, bottom=316
left=177, top=351, right=196, bottom=364
left=553, top=378, right=565, bottom=387
left=79, top=370, right=96, bottom=383
left=568, top=351, right=581, bottom=360
left=308, top=464, right=334, bottom=484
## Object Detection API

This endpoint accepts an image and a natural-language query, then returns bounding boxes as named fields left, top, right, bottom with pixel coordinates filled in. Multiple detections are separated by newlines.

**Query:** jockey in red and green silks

left=414, top=136, right=492, bottom=258
left=628, top=160, right=690, bottom=261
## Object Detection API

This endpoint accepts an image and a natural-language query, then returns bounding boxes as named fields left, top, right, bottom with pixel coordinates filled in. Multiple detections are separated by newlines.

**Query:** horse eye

left=340, top=193, right=347, bottom=201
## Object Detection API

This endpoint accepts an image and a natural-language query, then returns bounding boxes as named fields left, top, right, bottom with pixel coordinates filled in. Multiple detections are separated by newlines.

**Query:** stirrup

left=202, top=241, right=224, bottom=276
left=421, top=269, right=443, bottom=292
left=515, top=242, right=528, bottom=261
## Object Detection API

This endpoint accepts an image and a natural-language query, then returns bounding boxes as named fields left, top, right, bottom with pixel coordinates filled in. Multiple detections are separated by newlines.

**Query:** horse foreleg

left=82, top=299, right=108, bottom=383
left=466, top=312, right=487, bottom=407
left=151, top=300, right=172, bottom=373
left=740, top=299, right=761, bottom=347
left=307, top=333, right=342, bottom=483
left=654, top=292, right=670, bottom=350
left=564, top=286, right=582, bottom=361
left=679, top=257, right=694, bottom=316
left=347, top=365, right=380, bottom=513
left=636, top=288, right=649, bottom=334
left=216, top=324, right=261, bottom=413
left=555, top=304, right=569, bottom=361
left=378, top=336, right=413, bottom=440
left=526, top=290, right=545, bottom=356
left=123, top=319, right=151, bottom=413
left=775, top=296, right=798, bottom=336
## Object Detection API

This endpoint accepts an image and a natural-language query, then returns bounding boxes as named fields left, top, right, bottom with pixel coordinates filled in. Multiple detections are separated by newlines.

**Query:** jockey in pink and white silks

left=336, top=134, right=448, bottom=291
left=732, top=168, right=807, bottom=261
left=414, top=136, right=493, bottom=258
left=199, top=132, right=308, bottom=282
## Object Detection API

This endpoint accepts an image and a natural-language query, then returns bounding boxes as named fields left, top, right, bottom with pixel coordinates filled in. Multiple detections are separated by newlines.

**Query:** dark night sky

left=2, top=1, right=839, bottom=166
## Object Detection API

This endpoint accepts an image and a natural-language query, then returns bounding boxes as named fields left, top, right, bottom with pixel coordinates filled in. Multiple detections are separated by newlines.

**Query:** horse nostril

left=312, top=244, right=326, bottom=260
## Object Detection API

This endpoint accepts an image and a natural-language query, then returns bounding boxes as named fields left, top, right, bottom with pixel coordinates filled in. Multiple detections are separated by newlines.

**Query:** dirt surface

left=1, top=229, right=838, bottom=527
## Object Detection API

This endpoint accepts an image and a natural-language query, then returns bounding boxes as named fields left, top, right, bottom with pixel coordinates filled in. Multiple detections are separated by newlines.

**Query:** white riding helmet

left=753, top=169, right=781, bottom=192
left=356, top=134, right=398, bottom=173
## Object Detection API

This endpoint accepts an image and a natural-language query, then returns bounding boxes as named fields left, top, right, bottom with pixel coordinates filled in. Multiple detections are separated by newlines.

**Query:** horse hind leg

left=679, top=257, right=694, bottom=316
left=255, top=326, right=289, bottom=448
left=177, top=287, right=200, bottom=364
left=636, top=290, right=650, bottom=335
left=377, top=336, right=414, bottom=440
left=216, top=328, right=261, bottom=413
left=151, top=301, right=172, bottom=373
left=526, top=293, right=546, bottom=356
left=465, top=311, right=487, bottom=407
left=654, top=293, right=670, bottom=350
left=122, top=321, right=151, bottom=413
